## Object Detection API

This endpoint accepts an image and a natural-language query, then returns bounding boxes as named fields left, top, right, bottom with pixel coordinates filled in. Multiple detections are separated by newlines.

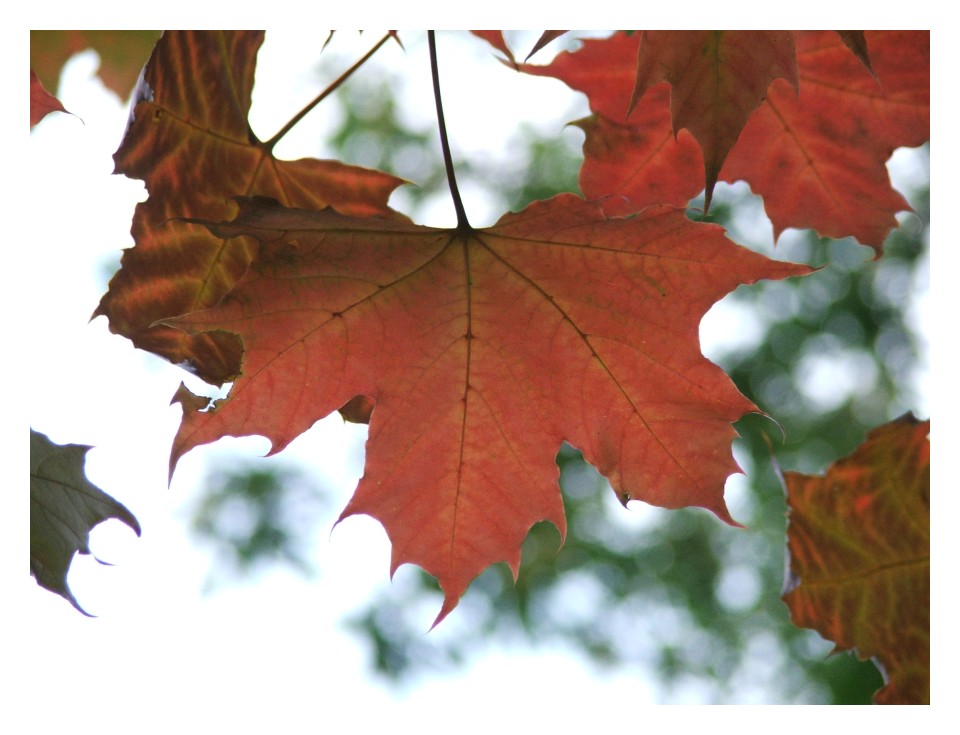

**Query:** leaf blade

left=30, top=430, right=141, bottom=613
left=166, top=195, right=810, bottom=620
left=783, top=414, right=930, bottom=704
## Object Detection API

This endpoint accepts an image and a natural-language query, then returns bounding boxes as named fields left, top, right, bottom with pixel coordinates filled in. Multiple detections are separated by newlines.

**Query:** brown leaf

left=783, top=414, right=930, bottom=704
left=95, top=31, right=404, bottom=384
left=30, top=30, right=162, bottom=99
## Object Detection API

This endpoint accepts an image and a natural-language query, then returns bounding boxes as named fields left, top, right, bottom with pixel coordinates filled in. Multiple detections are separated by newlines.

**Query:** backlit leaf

left=630, top=31, right=798, bottom=209
left=95, top=31, right=404, bottom=384
left=783, top=414, right=930, bottom=704
left=165, top=195, right=810, bottom=623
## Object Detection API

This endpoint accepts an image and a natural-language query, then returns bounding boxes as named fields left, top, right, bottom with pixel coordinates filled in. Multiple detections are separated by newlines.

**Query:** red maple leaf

left=629, top=31, right=798, bottom=209
left=523, top=31, right=929, bottom=252
left=719, top=30, right=929, bottom=251
left=165, top=195, right=810, bottom=622
left=94, top=31, right=404, bottom=384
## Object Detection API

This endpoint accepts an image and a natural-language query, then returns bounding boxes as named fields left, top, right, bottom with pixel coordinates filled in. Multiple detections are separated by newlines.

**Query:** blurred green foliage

left=188, top=461, right=326, bottom=590
left=186, top=35, right=928, bottom=703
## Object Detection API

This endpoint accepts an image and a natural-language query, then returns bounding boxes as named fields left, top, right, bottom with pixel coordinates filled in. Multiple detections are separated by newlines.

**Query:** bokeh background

left=24, top=29, right=930, bottom=724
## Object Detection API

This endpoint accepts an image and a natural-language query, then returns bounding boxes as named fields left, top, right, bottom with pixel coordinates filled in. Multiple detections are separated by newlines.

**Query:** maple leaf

left=523, top=31, right=929, bottom=253
left=519, top=33, right=705, bottom=215
left=30, top=429, right=141, bottom=614
left=719, top=30, right=929, bottom=252
left=783, top=414, right=930, bottom=704
left=95, top=31, right=404, bottom=385
left=629, top=31, right=798, bottom=209
left=164, top=194, right=809, bottom=623
left=30, top=69, right=68, bottom=128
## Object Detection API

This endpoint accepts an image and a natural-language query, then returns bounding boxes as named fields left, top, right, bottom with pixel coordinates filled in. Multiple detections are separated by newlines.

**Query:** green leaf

left=30, top=429, right=141, bottom=613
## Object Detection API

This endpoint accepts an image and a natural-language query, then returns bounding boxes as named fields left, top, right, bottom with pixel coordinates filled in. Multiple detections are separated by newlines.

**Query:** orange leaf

left=520, top=32, right=639, bottom=122
left=166, top=195, right=810, bottom=623
left=630, top=31, right=798, bottom=209
left=95, top=31, right=404, bottom=384
left=783, top=414, right=930, bottom=704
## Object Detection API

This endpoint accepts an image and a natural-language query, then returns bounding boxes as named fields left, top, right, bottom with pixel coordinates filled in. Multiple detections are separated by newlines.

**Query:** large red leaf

left=95, top=31, right=404, bottom=384
left=165, top=195, right=809, bottom=622
left=783, top=414, right=930, bottom=704
left=630, top=31, right=798, bottom=209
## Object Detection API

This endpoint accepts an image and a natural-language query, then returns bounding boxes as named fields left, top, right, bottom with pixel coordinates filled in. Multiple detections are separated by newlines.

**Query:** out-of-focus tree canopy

left=184, top=35, right=927, bottom=703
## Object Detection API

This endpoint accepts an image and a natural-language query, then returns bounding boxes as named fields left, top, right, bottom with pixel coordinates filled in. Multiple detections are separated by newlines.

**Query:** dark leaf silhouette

left=30, top=429, right=141, bottom=613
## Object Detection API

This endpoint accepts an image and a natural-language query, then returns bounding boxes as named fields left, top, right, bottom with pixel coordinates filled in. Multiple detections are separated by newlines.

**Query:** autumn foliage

left=30, top=30, right=930, bottom=701
left=784, top=414, right=930, bottom=704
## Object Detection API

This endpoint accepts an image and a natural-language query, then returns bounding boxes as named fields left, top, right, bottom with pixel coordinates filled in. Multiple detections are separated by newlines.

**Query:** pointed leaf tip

left=30, top=429, right=141, bottom=613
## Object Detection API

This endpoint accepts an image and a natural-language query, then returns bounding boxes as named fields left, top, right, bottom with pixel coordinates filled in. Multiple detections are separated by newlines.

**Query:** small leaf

left=783, top=414, right=930, bottom=704
left=30, top=70, right=68, bottom=128
left=30, top=429, right=141, bottom=613
left=526, top=30, right=929, bottom=252
left=720, top=30, right=929, bottom=253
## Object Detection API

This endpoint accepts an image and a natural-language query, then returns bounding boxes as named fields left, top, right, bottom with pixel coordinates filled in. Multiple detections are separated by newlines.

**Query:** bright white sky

left=15, top=22, right=949, bottom=730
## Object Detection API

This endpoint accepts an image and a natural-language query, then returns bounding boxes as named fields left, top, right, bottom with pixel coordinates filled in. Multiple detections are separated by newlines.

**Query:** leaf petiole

left=264, top=31, right=399, bottom=152
left=428, top=31, right=471, bottom=231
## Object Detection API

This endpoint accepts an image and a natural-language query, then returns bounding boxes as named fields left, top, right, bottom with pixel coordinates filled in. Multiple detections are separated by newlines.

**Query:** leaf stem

left=428, top=31, right=471, bottom=231
left=264, top=31, right=398, bottom=152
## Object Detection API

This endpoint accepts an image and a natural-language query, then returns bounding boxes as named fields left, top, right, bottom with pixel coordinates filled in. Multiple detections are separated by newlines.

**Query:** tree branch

left=265, top=31, right=398, bottom=151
